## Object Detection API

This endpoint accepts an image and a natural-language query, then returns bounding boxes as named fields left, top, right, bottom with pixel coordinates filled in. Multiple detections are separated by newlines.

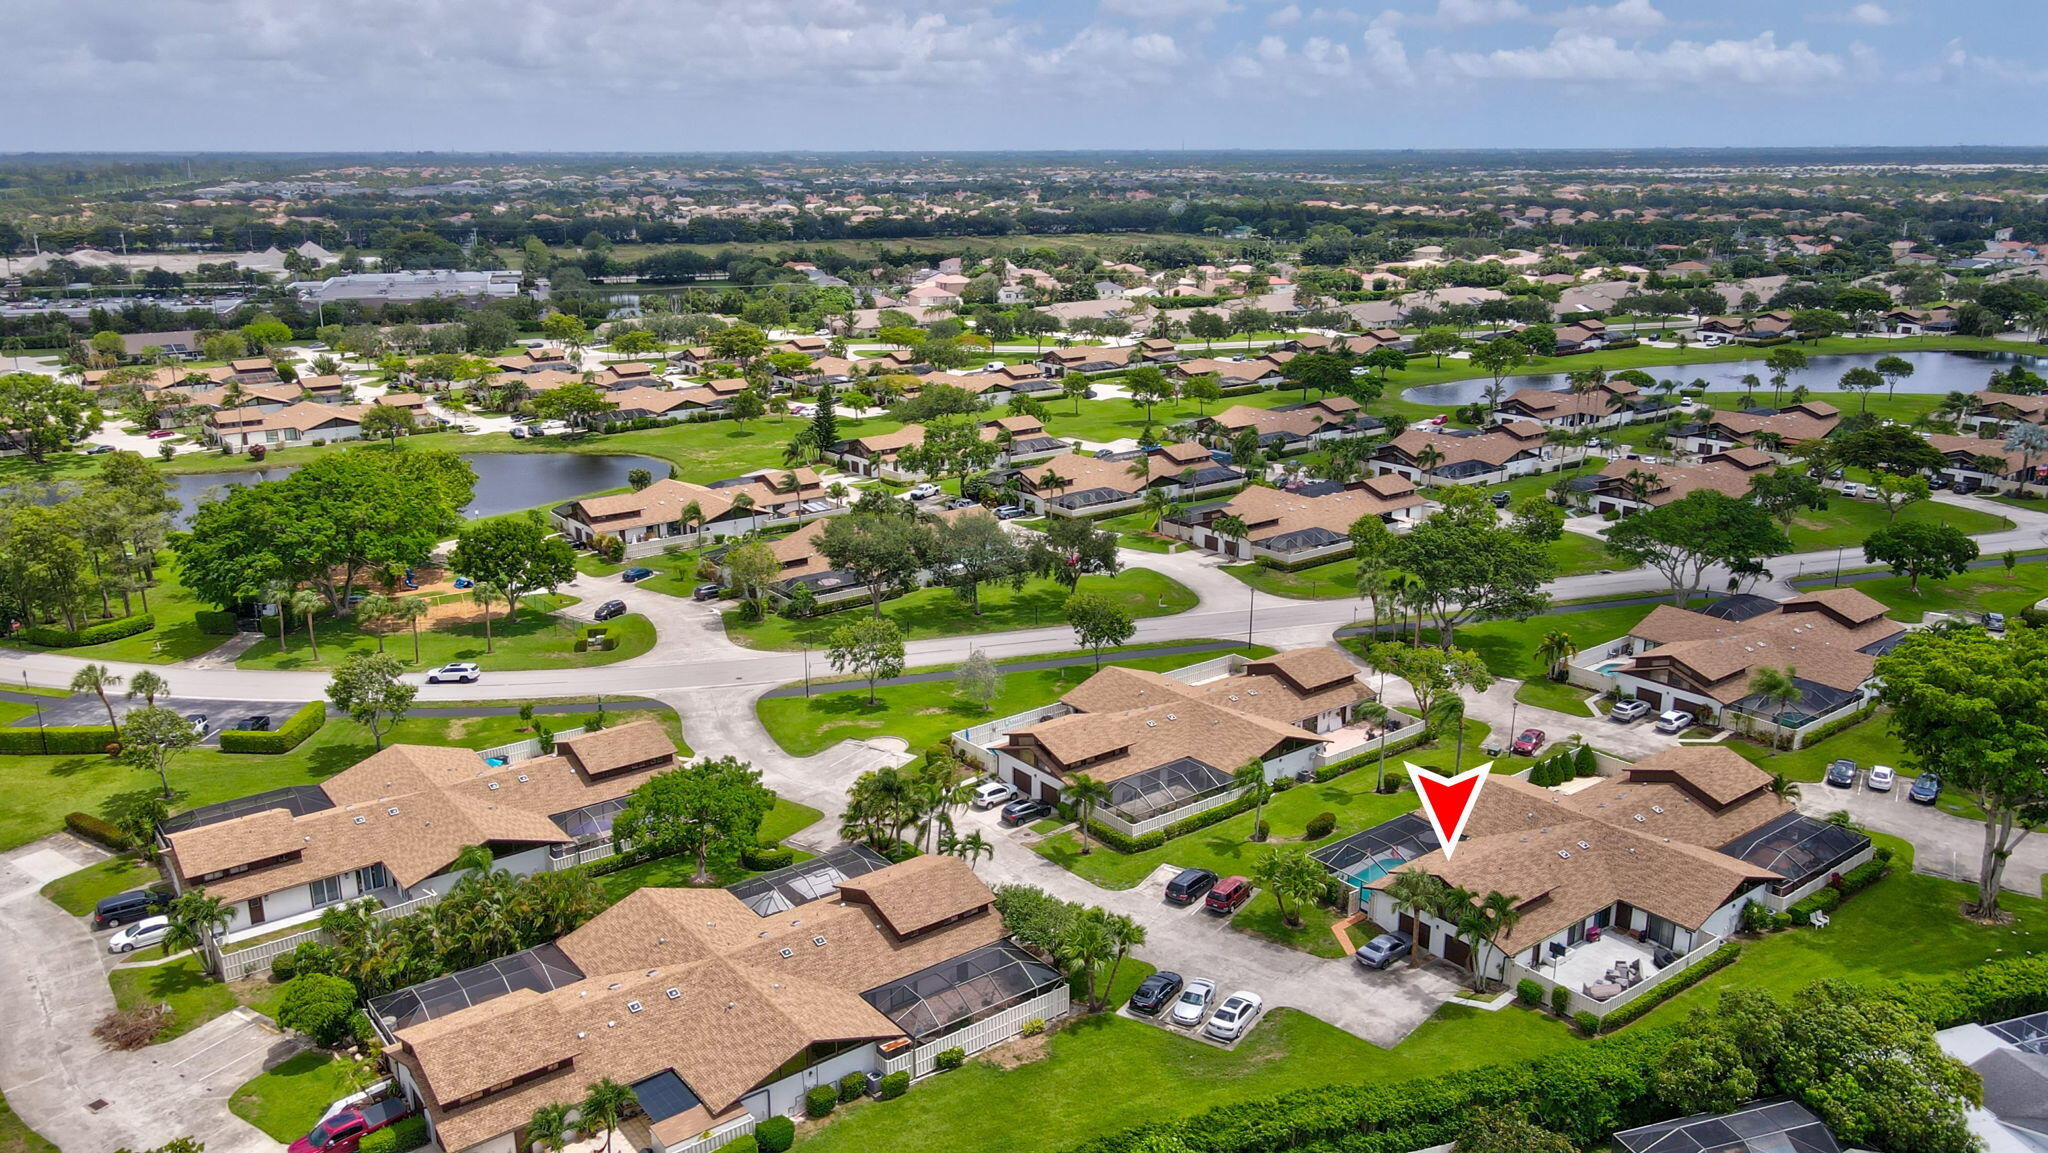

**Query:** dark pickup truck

left=290, top=1098, right=415, bottom=1153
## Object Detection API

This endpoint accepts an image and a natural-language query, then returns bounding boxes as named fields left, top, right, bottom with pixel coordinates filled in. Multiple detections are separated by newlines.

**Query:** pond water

left=162, top=452, right=667, bottom=525
left=1399, top=347, right=2048, bottom=408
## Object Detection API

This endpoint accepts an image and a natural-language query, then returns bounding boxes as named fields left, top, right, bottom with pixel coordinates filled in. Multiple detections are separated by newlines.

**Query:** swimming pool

left=485, top=756, right=509, bottom=767
left=1342, top=857, right=1405, bottom=890
left=1593, top=659, right=1628, bottom=676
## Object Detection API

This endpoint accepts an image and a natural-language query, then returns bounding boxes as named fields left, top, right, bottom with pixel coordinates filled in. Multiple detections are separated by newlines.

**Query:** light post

left=803, top=641, right=811, bottom=699
left=1245, top=586, right=1255, bottom=645
left=27, top=672, right=46, bottom=755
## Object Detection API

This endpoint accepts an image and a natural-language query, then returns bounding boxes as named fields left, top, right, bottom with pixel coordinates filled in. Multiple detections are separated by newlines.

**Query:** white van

left=1655, top=710, right=1695, bottom=735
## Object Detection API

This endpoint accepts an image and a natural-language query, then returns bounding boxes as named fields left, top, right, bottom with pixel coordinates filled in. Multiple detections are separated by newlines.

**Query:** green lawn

left=1515, top=677, right=1597, bottom=714
left=230, top=1051, right=364, bottom=1143
left=1779, top=497, right=2010, bottom=553
left=1232, top=891, right=1348, bottom=958
left=1342, top=602, right=1657, bottom=684
left=1549, top=531, right=1616, bottom=577
left=594, top=798, right=824, bottom=902
left=235, top=601, right=654, bottom=671
left=724, top=569, right=1196, bottom=651
left=108, top=955, right=240, bottom=1042
left=2, top=558, right=226, bottom=666
left=40, top=856, right=160, bottom=916
left=1089, top=509, right=1186, bottom=554
left=1823, top=561, right=2048, bottom=623
left=0, top=1091, right=57, bottom=1153
left=0, top=704, right=683, bottom=853
left=799, top=1003, right=1575, bottom=1153
left=1223, top=558, right=1360, bottom=601
left=756, top=644, right=1275, bottom=758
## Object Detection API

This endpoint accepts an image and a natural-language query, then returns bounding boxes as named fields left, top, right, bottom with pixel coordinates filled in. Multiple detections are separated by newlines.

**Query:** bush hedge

left=936, top=1046, right=966, bottom=1071
left=1, top=726, right=119, bottom=755
left=714, top=1137, right=755, bottom=1153
left=1550, top=984, right=1572, bottom=1018
left=219, top=701, right=327, bottom=754
left=65, top=810, right=131, bottom=850
left=360, top=1116, right=427, bottom=1153
left=1304, top=812, right=1336, bottom=840
left=878, top=1070, right=910, bottom=1101
left=837, top=1071, right=867, bottom=1102
left=1595, top=943, right=1743, bottom=1033
left=16, top=613, right=155, bottom=648
left=1516, top=979, right=1544, bottom=1007
left=741, top=843, right=797, bottom=871
left=804, top=1084, right=836, bottom=1117
left=754, top=1116, right=795, bottom=1153
left=194, top=610, right=240, bottom=636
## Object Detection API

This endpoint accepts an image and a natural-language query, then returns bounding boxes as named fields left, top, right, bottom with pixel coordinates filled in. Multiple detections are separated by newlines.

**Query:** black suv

left=594, top=599, right=628, bottom=621
left=1164, top=867, right=1219, bottom=906
left=93, top=887, right=170, bottom=929
left=1128, top=971, right=1184, bottom=1015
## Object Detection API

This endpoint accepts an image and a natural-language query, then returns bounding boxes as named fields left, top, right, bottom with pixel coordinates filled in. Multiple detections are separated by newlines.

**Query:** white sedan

left=1169, top=978, right=1215, bottom=1027
left=108, top=915, right=170, bottom=954
left=1867, top=765, right=1897, bottom=792
left=1203, top=990, right=1264, bottom=1041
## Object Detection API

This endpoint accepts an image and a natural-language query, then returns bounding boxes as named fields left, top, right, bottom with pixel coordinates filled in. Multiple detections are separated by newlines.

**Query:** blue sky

left=6, top=0, right=2045, bottom=152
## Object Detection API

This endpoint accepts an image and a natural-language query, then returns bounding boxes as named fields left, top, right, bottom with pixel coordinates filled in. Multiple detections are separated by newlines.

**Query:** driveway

left=0, top=837, right=291, bottom=1153
left=1797, top=780, right=2048, bottom=896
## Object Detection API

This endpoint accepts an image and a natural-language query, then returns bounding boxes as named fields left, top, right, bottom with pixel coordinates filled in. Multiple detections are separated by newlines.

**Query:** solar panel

left=629, top=1070, right=702, bottom=1122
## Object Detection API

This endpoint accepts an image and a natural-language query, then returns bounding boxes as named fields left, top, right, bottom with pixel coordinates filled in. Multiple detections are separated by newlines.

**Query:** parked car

left=970, top=781, right=1015, bottom=809
left=1510, top=728, right=1547, bottom=756
left=1955, top=477, right=1982, bottom=495
left=1839, top=482, right=1866, bottom=499
left=1985, top=612, right=2008, bottom=633
left=907, top=482, right=942, bottom=500
left=510, top=426, right=528, bottom=439
left=1490, top=490, right=1512, bottom=508
left=1609, top=699, right=1654, bottom=724
left=1204, top=876, right=1253, bottom=915
left=1204, top=991, right=1264, bottom=1041
left=999, top=798, right=1049, bottom=825
left=1866, top=764, right=1896, bottom=792
left=426, top=662, right=481, bottom=684
left=84, top=444, right=115, bottom=455
left=184, top=713, right=208, bottom=737
left=1355, top=930, right=1412, bottom=970
left=594, top=599, right=628, bottom=621
left=92, top=887, right=170, bottom=930
left=145, top=429, right=176, bottom=439
left=289, top=1098, right=417, bottom=1153
left=1169, top=978, right=1216, bottom=1026
left=107, top=915, right=170, bottom=954
left=941, top=497, right=977, bottom=510
left=1825, top=759, right=1859, bottom=788
left=236, top=715, right=272, bottom=732
left=622, top=566, right=655, bottom=583
left=1654, top=710, right=1695, bottom=735
left=1928, top=474, right=1952, bottom=490
left=1910, top=771, right=1942, bottom=805
left=1127, top=971, right=1184, bottom=1016
left=1164, top=867, right=1219, bottom=906
left=994, top=505, right=1029, bottom=520
left=692, top=583, right=724, bottom=601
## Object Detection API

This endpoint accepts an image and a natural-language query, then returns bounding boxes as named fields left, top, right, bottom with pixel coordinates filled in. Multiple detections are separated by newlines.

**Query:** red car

left=290, top=1099, right=414, bottom=1153
left=145, top=429, right=176, bottom=438
left=1510, top=728, right=1547, bottom=756
left=1205, top=876, right=1253, bottom=915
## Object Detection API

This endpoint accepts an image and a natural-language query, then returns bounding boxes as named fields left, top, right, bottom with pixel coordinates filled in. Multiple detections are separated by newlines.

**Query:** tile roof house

left=1012, top=442, right=1243, bottom=517
left=378, top=851, right=1068, bottom=1153
left=1373, top=421, right=1557, bottom=484
left=553, top=469, right=841, bottom=552
left=1165, top=476, right=1426, bottom=564
left=598, top=362, right=659, bottom=388
left=1199, top=397, right=1382, bottom=453
left=1496, top=379, right=1645, bottom=429
left=1672, top=402, right=1840, bottom=456
left=1925, top=433, right=2045, bottom=489
left=1356, top=747, right=1868, bottom=1008
left=1038, top=345, right=1135, bottom=375
left=161, top=721, right=679, bottom=939
left=204, top=401, right=368, bottom=449
left=1169, top=355, right=1289, bottom=388
left=1584, top=449, right=1775, bottom=515
left=962, top=647, right=1375, bottom=826
left=488, top=347, right=575, bottom=374
left=1963, top=389, right=2048, bottom=433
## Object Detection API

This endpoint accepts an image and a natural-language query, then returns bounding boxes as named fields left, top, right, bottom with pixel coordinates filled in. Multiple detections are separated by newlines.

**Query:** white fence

left=548, top=840, right=626, bottom=871
left=879, top=985, right=1071, bottom=1080
left=659, top=1116, right=756, bottom=1153
left=476, top=726, right=586, bottom=764
left=1506, top=932, right=1726, bottom=1019
left=216, top=889, right=448, bottom=981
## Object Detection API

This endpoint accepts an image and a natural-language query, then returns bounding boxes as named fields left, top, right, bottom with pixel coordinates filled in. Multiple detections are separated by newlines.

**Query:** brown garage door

left=1635, top=688, right=1662, bottom=709
left=1398, top=913, right=1430, bottom=952
left=1441, top=934, right=1472, bottom=969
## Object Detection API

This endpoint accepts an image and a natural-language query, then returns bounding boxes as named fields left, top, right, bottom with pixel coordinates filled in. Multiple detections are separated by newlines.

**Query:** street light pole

left=27, top=672, right=46, bottom=754
left=803, top=641, right=811, bottom=698
left=1245, top=586, right=1255, bottom=644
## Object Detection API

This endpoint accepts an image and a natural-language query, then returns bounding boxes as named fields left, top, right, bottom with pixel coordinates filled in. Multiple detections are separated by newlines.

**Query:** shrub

left=248, top=444, right=268, bottom=462
left=1573, top=1010, right=1601, bottom=1037
left=1741, top=903, right=1790, bottom=934
left=740, top=843, right=796, bottom=871
left=1551, top=983, right=1572, bottom=1018
left=65, top=810, right=131, bottom=850
left=805, top=1084, right=837, bottom=1117
left=1516, top=979, right=1545, bottom=1007
left=273, top=942, right=342, bottom=981
left=1598, top=943, right=1744, bottom=1033
left=1837, top=858, right=1891, bottom=897
left=1304, top=812, right=1336, bottom=840
left=838, top=1071, right=867, bottom=1102
left=1573, top=744, right=1598, bottom=777
left=713, top=1138, right=756, bottom=1153
left=16, top=613, right=155, bottom=648
left=1252, top=820, right=1270, bottom=842
left=1789, top=887, right=1843, bottom=926
left=195, top=610, right=240, bottom=636
left=276, top=974, right=360, bottom=1047
left=754, top=1116, right=795, bottom=1153
left=936, top=1045, right=966, bottom=1071
left=219, top=700, right=326, bottom=754
left=0, top=725, right=119, bottom=756
left=878, top=1070, right=910, bottom=1101
left=360, top=1116, right=428, bottom=1153
left=1021, top=1017, right=1046, bottom=1036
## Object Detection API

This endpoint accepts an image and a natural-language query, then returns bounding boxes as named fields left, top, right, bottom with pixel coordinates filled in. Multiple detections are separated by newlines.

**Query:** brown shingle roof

left=556, top=720, right=676, bottom=776
left=833, top=855, right=993, bottom=936
left=1214, top=480, right=1423, bottom=546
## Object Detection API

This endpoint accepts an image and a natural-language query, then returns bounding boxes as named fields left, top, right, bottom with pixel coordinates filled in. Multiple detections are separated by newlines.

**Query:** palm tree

left=1356, top=567, right=1390, bottom=636
left=1255, top=848, right=1328, bottom=930
left=1064, top=773, right=1112, bottom=855
left=1232, top=761, right=1272, bottom=841
left=1413, top=442, right=1446, bottom=483
left=355, top=594, right=394, bottom=653
left=470, top=580, right=506, bottom=654
left=1098, top=913, right=1146, bottom=1010
left=164, top=889, right=233, bottom=973
left=71, top=664, right=123, bottom=734
left=1739, top=373, right=1761, bottom=406
left=125, top=669, right=169, bottom=709
left=950, top=830, right=995, bottom=874
left=1384, top=867, right=1447, bottom=970
left=1535, top=629, right=1576, bottom=682
left=1460, top=890, right=1524, bottom=993
left=1385, top=568, right=1427, bottom=647
left=1428, top=693, right=1467, bottom=770
left=1212, top=513, right=1250, bottom=559
left=1060, top=909, right=1116, bottom=1010
left=393, top=596, right=430, bottom=664
left=676, top=499, right=705, bottom=545
left=525, top=1103, right=573, bottom=1153
left=288, top=588, right=325, bottom=661
left=1935, top=390, right=1975, bottom=428
left=1768, top=773, right=1802, bottom=804
left=1747, top=665, right=1803, bottom=750
left=578, top=1079, right=635, bottom=1153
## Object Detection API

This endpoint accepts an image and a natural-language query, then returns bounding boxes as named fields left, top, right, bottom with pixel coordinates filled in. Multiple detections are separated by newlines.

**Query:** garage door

left=1635, top=688, right=1662, bottom=709
left=1398, top=913, right=1430, bottom=952
left=1441, top=934, right=1472, bottom=970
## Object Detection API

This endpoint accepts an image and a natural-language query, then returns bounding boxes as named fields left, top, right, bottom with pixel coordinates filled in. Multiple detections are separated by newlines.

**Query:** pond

left=162, top=452, right=667, bottom=525
left=1399, top=347, right=2048, bottom=408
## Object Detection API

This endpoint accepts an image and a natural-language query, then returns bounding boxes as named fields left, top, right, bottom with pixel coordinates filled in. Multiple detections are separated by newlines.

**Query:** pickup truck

left=290, top=1098, right=415, bottom=1153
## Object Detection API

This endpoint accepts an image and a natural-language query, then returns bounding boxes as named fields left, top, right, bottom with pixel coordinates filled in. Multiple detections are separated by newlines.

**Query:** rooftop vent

left=1166, top=713, right=1177, bottom=721
left=1633, top=814, right=1646, bottom=823
left=666, top=988, right=681, bottom=1000
left=386, top=807, right=400, bottom=816
left=1577, top=840, right=1591, bottom=850
left=627, top=1001, right=643, bottom=1014
left=812, top=935, right=828, bottom=947
left=608, top=982, right=621, bottom=990
left=353, top=816, right=367, bottom=825
left=487, top=782, right=500, bottom=791
left=1145, top=720, right=1157, bottom=728
left=779, top=948, right=794, bottom=959
left=1651, top=805, right=1665, bottom=814
left=1558, top=850, right=1572, bottom=859
left=517, top=774, right=529, bottom=783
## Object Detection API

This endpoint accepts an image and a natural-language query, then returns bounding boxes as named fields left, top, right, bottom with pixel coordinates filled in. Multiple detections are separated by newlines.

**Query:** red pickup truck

left=290, top=1098, right=415, bottom=1153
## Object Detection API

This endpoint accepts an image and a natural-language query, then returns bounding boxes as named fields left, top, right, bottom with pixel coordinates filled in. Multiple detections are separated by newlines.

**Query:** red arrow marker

left=1407, top=762, right=1492, bottom=860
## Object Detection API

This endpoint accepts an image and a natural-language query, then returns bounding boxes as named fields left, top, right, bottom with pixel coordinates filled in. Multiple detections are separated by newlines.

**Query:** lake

left=1399, top=347, right=2048, bottom=408
left=163, top=452, right=667, bottom=525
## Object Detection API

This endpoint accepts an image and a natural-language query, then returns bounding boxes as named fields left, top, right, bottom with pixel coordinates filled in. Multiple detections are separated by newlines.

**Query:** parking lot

left=0, top=692, right=311, bottom=745
left=1801, top=770, right=2048, bottom=896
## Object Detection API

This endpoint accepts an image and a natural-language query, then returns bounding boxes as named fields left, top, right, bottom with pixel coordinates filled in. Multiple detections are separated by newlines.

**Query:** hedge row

left=219, top=701, right=327, bottom=754
left=1790, top=857, right=1893, bottom=925
left=1594, top=942, right=1744, bottom=1033
left=66, top=811, right=131, bottom=851
left=360, top=1115, right=428, bottom=1153
left=15, top=613, right=155, bottom=648
left=1063, top=953, right=2048, bottom=1153
left=194, top=610, right=240, bottom=636
left=0, top=725, right=118, bottom=755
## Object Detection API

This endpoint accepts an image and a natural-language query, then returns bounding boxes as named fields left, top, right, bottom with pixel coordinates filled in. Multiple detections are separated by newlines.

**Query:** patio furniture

left=1584, top=981, right=1625, bottom=1001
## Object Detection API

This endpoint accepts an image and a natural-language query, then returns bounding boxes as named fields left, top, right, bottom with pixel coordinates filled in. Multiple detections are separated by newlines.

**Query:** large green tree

left=449, top=513, right=577, bottom=622
left=1876, top=625, right=2048, bottom=916
left=827, top=616, right=906, bottom=705
left=1064, top=591, right=1134, bottom=668
left=0, top=372, right=101, bottom=464
left=327, top=652, right=417, bottom=750
left=613, top=756, right=774, bottom=884
left=1604, top=490, right=1790, bottom=604
left=817, top=511, right=935, bottom=616
left=1863, top=522, right=1978, bottom=591
left=1382, top=518, right=1552, bottom=646
left=929, top=511, right=1031, bottom=615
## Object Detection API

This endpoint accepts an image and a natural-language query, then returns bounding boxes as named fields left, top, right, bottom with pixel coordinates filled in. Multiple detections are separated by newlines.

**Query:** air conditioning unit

left=864, top=1072, right=885, bottom=1098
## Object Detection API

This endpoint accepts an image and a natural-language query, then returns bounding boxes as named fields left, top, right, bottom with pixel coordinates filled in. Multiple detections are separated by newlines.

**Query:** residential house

left=1583, top=589, right=1904, bottom=736
left=228, top=357, right=282, bottom=384
left=776, top=336, right=830, bottom=357
left=552, top=468, right=841, bottom=554
left=778, top=357, right=858, bottom=389
left=1696, top=311, right=1796, bottom=343
left=824, top=424, right=928, bottom=479
left=299, top=374, right=352, bottom=402
left=1011, top=442, right=1243, bottom=517
left=606, top=386, right=707, bottom=422
left=1935, top=1010, right=2048, bottom=1153
left=1373, top=421, right=1556, bottom=485
left=1353, top=747, right=1869, bottom=1007
left=118, top=329, right=203, bottom=358
left=1583, top=449, right=1775, bottom=516
left=980, top=415, right=1070, bottom=466
left=959, top=648, right=1376, bottom=826
left=1200, top=398, right=1382, bottom=454
left=1093, top=281, right=1127, bottom=299
left=1883, top=307, right=1957, bottom=335
left=1134, top=337, right=1181, bottom=363
left=1616, top=1100, right=1849, bottom=1153
left=1671, top=402, right=1840, bottom=457
left=1494, top=379, right=1645, bottom=429
left=205, top=401, right=368, bottom=449
left=599, top=362, right=659, bottom=388
left=489, top=347, right=575, bottom=374
left=378, top=850, right=1067, bottom=1153
left=1039, top=345, right=1135, bottom=376
left=1553, top=319, right=1610, bottom=352
left=1962, top=390, right=2048, bottom=434
left=374, top=392, right=428, bottom=414
left=1164, top=475, right=1426, bottom=565
left=159, top=382, right=303, bottom=427
left=1169, top=356, right=1288, bottom=389
left=666, top=378, right=752, bottom=414
left=160, top=722, right=679, bottom=938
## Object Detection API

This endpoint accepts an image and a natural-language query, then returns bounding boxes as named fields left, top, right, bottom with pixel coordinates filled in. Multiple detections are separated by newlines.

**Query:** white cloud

left=1382, top=0, right=1533, bottom=28
left=1360, top=19, right=1416, bottom=81
left=1917, top=38, right=2048, bottom=85
left=1553, top=0, right=1666, bottom=36
left=1099, top=0, right=1240, bottom=21
left=1815, top=3, right=1899, bottom=25
left=1429, top=30, right=1847, bottom=87
left=1266, top=3, right=1303, bottom=27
